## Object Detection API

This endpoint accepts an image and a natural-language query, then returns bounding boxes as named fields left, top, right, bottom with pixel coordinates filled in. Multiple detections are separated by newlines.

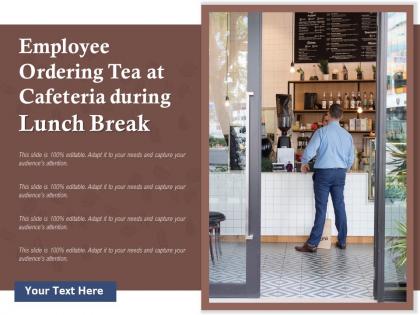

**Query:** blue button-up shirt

left=301, top=121, right=355, bottom=169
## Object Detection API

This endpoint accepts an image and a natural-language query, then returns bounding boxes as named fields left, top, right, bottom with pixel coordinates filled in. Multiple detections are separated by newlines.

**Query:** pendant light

left=290, top=13, right=296, bottom=73
left=357, top=105, right=363, bottom=119
left=224, top=12, right=230, bottom=107
left=290, top=62, right=295, bottom=73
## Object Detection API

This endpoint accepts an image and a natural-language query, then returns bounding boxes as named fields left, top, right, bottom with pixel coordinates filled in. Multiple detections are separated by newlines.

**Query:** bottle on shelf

left=297, top=132, right=306, bottom=150
left=350, top=91, right=356, bottom=109
left=311, top=65, right=319, bottom=80
left=321, top=92, right=327, bottom=109
left=336, top=91, right=342, bottom=105
left=356, top=91, right=362, bottom=108
left=352, top=148, right=359, bottom=171
left=328, top=91, right=334, bottom=108
left=368, top=92, right=375, bottom=110
left=342, top=64, right=348, bottom=80
left=343, top=92, right=350, bottom=109
left=363, top=92, right=368, bottom=109
left=367, top=118, right=373, bottom=131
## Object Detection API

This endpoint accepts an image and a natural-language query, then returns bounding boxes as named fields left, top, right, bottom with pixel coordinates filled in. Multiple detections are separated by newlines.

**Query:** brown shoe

left=336, top=241, right=346, bottom=250
left=295, top=242, right=317, bottom=253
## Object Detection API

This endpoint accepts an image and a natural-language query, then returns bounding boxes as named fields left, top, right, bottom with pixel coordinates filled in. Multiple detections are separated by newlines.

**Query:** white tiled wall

left=262, top=12, right=295, bottom=109
left=210, top=172, right=374, bottom=236
left=209, top=172, right=247, bottom=236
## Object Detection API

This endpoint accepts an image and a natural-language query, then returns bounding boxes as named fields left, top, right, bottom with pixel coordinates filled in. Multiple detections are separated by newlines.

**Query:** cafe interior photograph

left=207, top=10, right=409, bottom=304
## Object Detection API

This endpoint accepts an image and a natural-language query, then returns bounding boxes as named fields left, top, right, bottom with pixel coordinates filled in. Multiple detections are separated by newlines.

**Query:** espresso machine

left=274, top=94, right=294, bottom=171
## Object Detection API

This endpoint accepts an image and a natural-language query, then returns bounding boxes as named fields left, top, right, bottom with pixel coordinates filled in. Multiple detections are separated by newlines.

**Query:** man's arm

left=347, top=136, right=355, bottom=170
left=301, top=129, right=321, bottom=164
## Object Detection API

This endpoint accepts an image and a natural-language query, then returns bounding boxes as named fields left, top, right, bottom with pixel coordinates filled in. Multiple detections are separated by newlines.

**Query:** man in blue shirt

left=295, top=104, right=354, bottom=253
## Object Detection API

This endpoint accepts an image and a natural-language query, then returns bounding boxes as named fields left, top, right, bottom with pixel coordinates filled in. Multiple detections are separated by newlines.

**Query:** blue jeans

left=307, top=168, right=347, bottom=247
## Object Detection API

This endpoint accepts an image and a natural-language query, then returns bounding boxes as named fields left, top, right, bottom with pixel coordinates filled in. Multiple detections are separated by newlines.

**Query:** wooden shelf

left=293, top=109, right=376, bottom=114
left=287, top=80, right=377, bottom=114
left=288, top=79, right=376, bottom=84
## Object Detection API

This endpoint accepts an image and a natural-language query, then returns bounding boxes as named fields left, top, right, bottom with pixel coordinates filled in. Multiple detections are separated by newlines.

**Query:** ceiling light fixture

left=290, top=13, right=296, bottom=74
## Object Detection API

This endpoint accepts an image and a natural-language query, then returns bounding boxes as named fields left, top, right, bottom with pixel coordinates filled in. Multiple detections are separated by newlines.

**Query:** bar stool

left=209, top=211, right=226, bottom=263
left=209, top=220, right=218, bottom=264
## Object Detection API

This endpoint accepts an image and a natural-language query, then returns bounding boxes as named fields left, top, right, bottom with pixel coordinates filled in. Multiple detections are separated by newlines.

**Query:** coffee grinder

left=276, top=94, right=292, bottom=148
left=274, top=94, right=294, bottom=171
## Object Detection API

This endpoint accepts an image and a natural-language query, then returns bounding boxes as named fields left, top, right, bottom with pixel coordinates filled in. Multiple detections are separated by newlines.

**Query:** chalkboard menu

left=294, top=12, right=377, bottom=63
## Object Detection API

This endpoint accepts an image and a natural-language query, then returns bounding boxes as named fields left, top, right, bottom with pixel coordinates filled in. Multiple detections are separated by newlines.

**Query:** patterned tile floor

left=210, top=242, right=375, bottom=299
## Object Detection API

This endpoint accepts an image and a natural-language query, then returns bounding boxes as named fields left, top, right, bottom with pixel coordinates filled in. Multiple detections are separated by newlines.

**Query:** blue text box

left=15, top=281, right=116, bottom=302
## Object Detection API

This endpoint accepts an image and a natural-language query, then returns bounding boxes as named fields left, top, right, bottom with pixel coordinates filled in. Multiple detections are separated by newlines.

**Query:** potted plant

left=372, top=64, right=376, bottom=80
left=356, top=65, right=363, bottom=80
left=318, top=59, right=329, bottom=80
left=385, top=143, right=407, bottom=200
left=385, top=143, right=407, bottom=278
left=297, top=67, right=305, bottom=81
left=389, top=221, right=407, bottom=268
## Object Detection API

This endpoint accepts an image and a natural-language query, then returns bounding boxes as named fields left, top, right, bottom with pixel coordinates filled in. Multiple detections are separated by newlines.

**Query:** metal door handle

left=245, top=92, right=254, bottom=241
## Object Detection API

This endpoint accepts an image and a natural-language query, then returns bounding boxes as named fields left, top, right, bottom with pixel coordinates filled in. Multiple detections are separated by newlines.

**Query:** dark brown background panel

left=414, top=25, right=419, bottom=291
left=0, top=26, right=201, bottom=290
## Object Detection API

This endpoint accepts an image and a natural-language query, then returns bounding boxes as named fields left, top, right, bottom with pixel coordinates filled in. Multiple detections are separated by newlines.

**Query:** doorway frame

left=208, top=11, right=262, bottom=298
left=373, top=11, right=386, bottom=302
left=374, top=11, right=411, bottom=303
left=202, top=5, right=414, bottom=310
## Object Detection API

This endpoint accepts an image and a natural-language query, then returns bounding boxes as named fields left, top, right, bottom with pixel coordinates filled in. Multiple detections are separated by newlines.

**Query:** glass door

left=375, top=11, right=408, bottom=302
left=208, top=11, right=261, bottom=298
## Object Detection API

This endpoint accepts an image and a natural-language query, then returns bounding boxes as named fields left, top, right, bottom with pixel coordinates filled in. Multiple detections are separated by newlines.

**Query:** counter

left=209, top=172, right=374, bottom=237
